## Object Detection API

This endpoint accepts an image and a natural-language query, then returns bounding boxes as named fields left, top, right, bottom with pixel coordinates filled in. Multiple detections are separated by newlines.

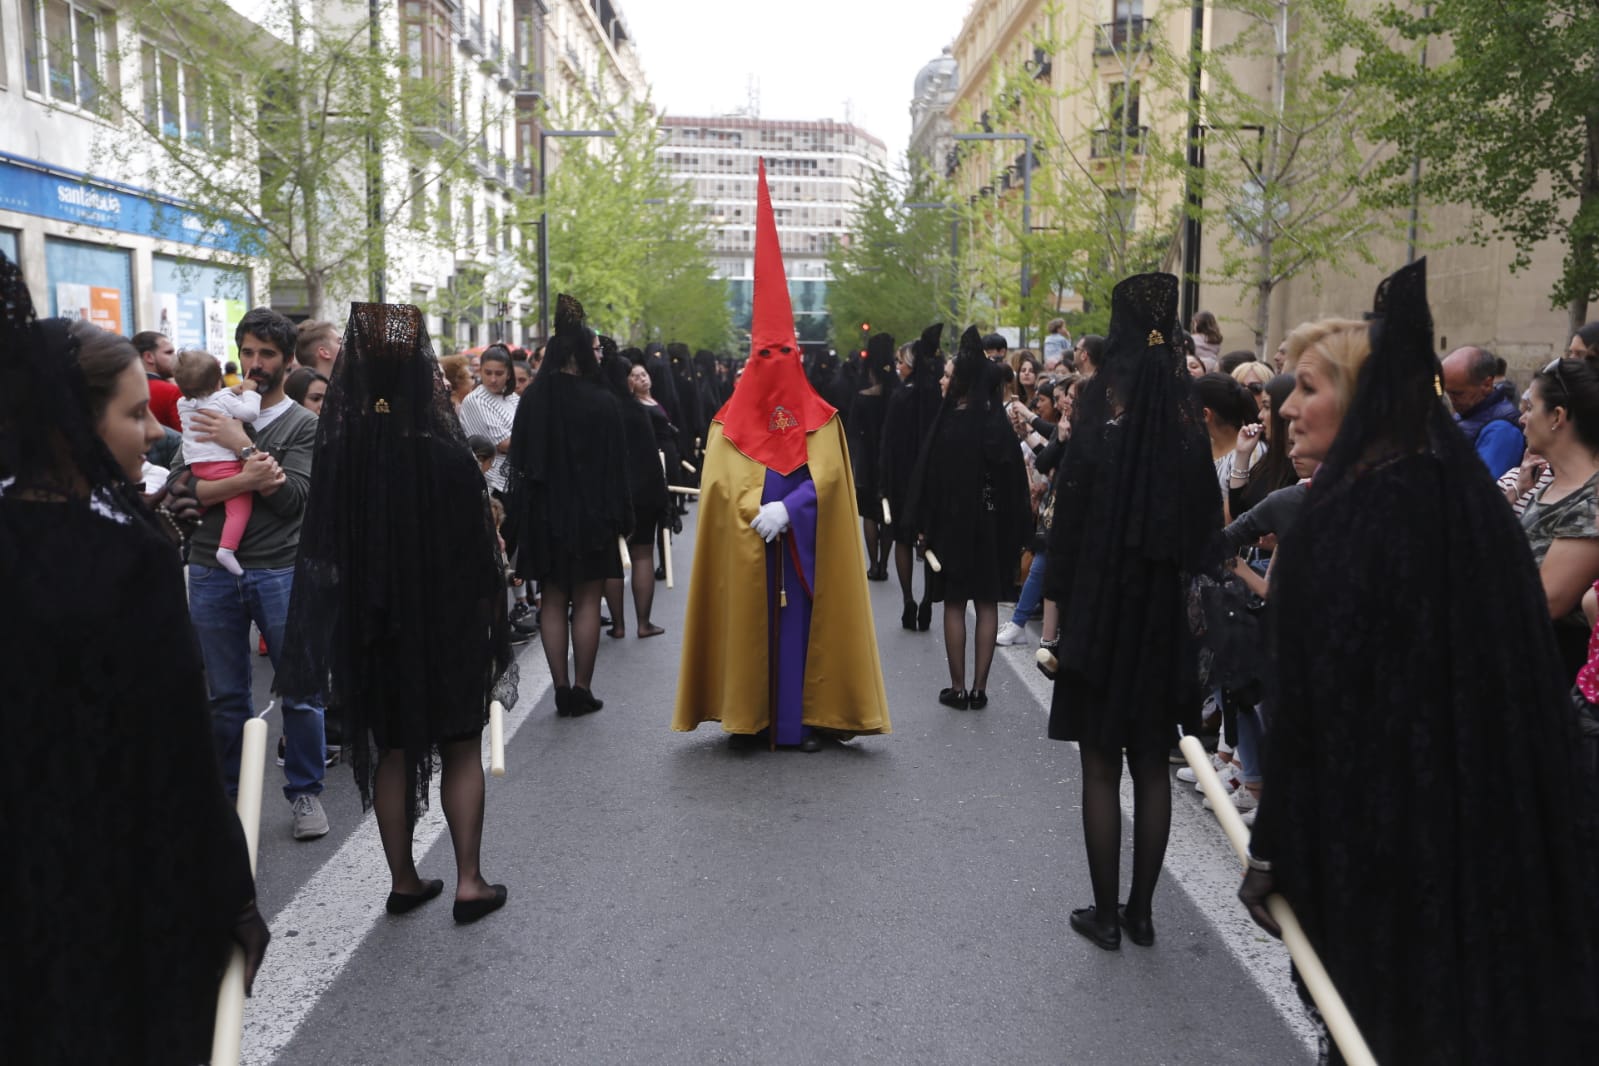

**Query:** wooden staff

left=211, top=703, right=271, bottom=1066
left=1179, top=735, right=1376, bottom=1066
left=489, top=700, right=506, bottom=777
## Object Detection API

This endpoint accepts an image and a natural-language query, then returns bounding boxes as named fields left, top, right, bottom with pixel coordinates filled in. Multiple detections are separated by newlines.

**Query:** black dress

left=1, top=493, right=254, bottom=1063
left=847, top=388, right=889, bottom=519
left=907, top=403, right=1031, bottom=602
left=625, top=397, right=671, bottom=546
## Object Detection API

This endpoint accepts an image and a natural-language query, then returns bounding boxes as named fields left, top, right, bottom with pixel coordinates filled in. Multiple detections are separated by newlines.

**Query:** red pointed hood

left=713, top=157, right=835, bottom=475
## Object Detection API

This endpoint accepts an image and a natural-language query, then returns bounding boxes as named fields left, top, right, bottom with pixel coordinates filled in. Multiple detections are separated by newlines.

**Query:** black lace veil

left=280, top=302, right=517, bottom=822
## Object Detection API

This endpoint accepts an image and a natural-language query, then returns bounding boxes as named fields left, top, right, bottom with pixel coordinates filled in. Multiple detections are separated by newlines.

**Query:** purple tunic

left=763, top=466, right=818, bottom=745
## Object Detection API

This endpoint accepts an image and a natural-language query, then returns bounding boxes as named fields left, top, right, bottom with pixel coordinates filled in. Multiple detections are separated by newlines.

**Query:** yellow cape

left=672, top=416, right=891, bottom=735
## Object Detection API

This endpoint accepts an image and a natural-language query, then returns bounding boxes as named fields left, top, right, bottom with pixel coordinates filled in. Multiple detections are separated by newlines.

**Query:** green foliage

left=1338, top=0, right=1599, bottom=327
left=517, top=95, right=729, bottom=350
left=824, top=169, right=958, bottom=354
left=91, top=0, right=492, bottom=319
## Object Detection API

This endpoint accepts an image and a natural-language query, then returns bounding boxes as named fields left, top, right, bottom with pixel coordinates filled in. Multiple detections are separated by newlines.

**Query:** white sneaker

left=1203, top=785, right=1259, bottom=813
left=1194, top=760, right=1242, bottom=794
left=996, top=621, right=1029, bottom=646
left=1176, top=752, right=1229, bottom=784
left=1241, top=808, right=1257, bottom=828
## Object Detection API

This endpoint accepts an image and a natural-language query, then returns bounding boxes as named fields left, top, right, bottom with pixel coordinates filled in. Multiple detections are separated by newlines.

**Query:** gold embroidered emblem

left=373, top=398, right=391, bottom=414
left=768, top=405, right=799, bottom=433
left=1147, top=330, right=1165, bottom=348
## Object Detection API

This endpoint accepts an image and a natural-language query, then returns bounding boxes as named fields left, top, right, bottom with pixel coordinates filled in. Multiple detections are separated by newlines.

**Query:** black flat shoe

left=916, top=600, right=932, bottom=631
left=386, top=878, right=445, bottom=915
left=571, top=687, right=603, bottom=715
left=967, top=690, right=988, bottom=710
left=1069, top=906, right=1121, bottom=951
left=453, top=884, right=508, bottom=925
left=901, top=603, right=917, bottom=630
left=798, top=734, right=822, bottom=753
left=938, top=687, right=969, bottom=710
left=1118, top=904, right=1155, bottom=947
left=554, top=685, right=572, bottom=717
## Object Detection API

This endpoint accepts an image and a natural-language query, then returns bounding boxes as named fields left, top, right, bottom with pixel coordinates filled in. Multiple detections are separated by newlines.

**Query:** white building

left=908, top=46, right=959, bottom=180
left=655, top=115, right=889, bottom=344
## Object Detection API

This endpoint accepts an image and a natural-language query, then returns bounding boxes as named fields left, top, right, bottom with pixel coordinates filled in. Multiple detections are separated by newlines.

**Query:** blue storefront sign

left=0, top=151, right=248, bottom=253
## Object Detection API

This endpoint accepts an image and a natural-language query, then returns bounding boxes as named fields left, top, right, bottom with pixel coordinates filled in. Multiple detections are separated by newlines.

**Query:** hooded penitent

left=1252, top=259, right=1599, bottom=1063
left=674, top=158, right=889, bottom=740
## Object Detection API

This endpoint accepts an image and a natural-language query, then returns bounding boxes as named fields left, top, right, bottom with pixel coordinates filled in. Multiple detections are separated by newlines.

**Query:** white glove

left=750, top=501, right=791, bottom=543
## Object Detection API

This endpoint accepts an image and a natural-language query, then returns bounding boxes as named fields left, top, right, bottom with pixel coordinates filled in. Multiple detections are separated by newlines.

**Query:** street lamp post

left=538, top=128, right=616, bottom=339
left=953, top=131, right=1033, bottom=346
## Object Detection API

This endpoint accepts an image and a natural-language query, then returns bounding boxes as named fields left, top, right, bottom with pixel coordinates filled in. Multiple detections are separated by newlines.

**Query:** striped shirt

left=459, top=385, right=519, bottom=491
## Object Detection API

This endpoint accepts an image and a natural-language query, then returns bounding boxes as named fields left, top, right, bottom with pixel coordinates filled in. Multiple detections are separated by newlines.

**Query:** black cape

left=847, top=388, right=890, bottom=519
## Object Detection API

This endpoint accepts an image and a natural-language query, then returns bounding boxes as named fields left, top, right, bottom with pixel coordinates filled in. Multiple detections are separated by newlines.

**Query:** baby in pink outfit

left=174, top=349, right=260, bottom=576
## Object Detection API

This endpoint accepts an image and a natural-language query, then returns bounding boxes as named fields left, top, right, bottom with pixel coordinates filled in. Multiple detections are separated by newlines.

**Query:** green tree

left=1153, top=0, right=1396, bottom=353
left=1339, top=0, right=1599, bottom=331
left=91, top=0, right=493, bottom=319
left=521, top=96, right=729, bottom=348
left=824, top=169, right=957, bottom=354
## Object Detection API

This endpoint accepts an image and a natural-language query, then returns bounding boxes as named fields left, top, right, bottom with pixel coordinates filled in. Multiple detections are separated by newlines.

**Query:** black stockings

left=374, top=738, right=495, bottom=901
left=628, top=543, right=657, bottom=627
left=941, top=599, right=998, bottom=690
left=862, top=518, right=889, bottom=573
left=539, top=579, right=603, bottom=689
left=1078, top=742, right=1171, bottom=921
left=894, top=542, right=924, bottom=607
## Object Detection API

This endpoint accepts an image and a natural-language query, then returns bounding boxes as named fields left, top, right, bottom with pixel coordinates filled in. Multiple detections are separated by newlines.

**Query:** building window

left=140, top=43, right=230, bottom=149
left=24, top=0, right=107, bottom=111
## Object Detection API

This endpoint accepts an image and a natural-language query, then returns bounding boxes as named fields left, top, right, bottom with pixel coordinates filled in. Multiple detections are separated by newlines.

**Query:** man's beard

left=249, top=364, right=285, bottom=393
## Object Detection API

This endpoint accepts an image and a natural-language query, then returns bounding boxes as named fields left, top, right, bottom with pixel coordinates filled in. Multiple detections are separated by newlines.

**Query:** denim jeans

left=1010, top=550, right=1047, bottom=626
left=1234, top=701, right=1264, bottom=786
left=189, top=563, right=325, bottom=801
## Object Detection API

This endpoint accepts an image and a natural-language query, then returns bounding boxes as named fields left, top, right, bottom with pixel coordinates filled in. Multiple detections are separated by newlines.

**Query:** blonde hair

left=172, top=348, right=223, bottom=399
left=1232, top=361, right=1273, bottom=389
left=1283, top=318, right=1372, bottom=414
left=295, top=319, right=339, bottom=367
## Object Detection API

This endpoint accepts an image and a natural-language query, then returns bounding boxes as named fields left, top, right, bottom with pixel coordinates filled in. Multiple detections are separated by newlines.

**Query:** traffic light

left=861, top=322, right=870, bottom=332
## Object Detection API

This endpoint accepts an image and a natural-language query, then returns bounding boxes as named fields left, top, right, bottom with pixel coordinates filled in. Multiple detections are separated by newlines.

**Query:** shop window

left=24, top=0, right=108, bottom=112
left=45, top=236, right=131, bottom=335
left=152, top=254, right=250, bottom=359
left=0, top=231, right=18, bottom=262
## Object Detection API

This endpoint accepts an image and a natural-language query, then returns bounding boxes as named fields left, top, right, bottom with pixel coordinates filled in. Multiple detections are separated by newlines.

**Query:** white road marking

left=244, top=672, right=550, bottom=1065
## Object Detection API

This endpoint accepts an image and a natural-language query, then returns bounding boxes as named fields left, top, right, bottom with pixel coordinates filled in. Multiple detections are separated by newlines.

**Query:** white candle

left=881, top=498, right=893, bottom=525
left=489, top=700, right=506, bottom=777
left=924, top=549, right=942, bottom=573
left=619, top=536, right=631, bottom=570
left=666, top=485, right=701, bottom=496
left=211, top=714, right=268, bottom=1066
left=663, top=528, right=675, bottom=589
left=1178, top=735, right=1375, bottom=1066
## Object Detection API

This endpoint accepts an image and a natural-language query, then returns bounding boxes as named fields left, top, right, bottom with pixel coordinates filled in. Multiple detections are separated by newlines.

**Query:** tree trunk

left=1251, top=0, right=1291, bottom=356
left=1570, top=112, right=1599, bottom=335
left=306, top=273, right=326, bottom=322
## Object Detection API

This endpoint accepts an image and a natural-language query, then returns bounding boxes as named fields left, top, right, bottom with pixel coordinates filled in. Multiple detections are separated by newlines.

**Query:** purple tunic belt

left=763, top=467, right=818, bottom=745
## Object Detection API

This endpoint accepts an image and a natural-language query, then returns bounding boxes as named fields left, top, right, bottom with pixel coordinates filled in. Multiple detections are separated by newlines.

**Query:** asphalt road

left=239, top=504, right=1314, bottom=1066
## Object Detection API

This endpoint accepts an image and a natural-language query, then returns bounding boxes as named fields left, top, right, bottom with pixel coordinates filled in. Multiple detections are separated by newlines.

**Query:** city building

left=655, top=115, right=889, bottom=343
left=908, top=46, right=959, bottom=179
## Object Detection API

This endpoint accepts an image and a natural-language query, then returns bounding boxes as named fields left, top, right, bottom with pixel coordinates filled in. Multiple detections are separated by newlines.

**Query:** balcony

left=1095, top=18, right=1149, bottom=55
left=457, top=12, right=485, bottom=56
left=1091, top=126, right=1148, bottom=158
left=513, top=165, right=534, bottom=193
left=407, top=93, right=461, bottom=148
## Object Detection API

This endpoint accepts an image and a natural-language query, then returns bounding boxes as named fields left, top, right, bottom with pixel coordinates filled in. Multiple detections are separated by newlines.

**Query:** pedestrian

left=295, top=319, right=341, bottom=379
left=674, top=158, right=890, bottom=750
left=905, top=326, right=1032, bottom=710
left=173, top=347, right=262, bottom=575
left=880, top=323, right=945, bottom=630
left=458, top=344, right=519, bottom=493
left=503, top=294, right=630, bottom=717
left=1191, top=309, right=1223, bottom=365
left=439, top=353, right=473, bottom=413
left=1047, top=273, right=1221, bottom=950
left=285, top=365, right=330, bottom=416
left=132, top=328, right=183, bottom=432
left=280, top=302, right=517, bottom=923
left=1244, top=260, right=1599, bottom=1062
left=603, top=340, right=671, bottom=639
left=1042, top=317, right=1072, bottom=370
left=850, top=330, right=897, bottom=581
left=0, top=252, right=269, bottom=1060
left=1567, top=320, right=1599, bottom=359
left=177, top=305, right=332, bottom=840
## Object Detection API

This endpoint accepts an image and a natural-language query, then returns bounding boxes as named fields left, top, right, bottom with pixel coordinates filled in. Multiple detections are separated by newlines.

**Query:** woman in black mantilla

left=881, top=323, right=945, bottom=630
left=905, top=325, right=1031, bottom=709
left=280, top=302, right=517, bottom=924
left=602, top=339, right=670, bottom=639
left=0, top=251, right=269, bottom=1059
left=1242, top=260, right=1599, bottom=1063
left=504, top=294, right=631, bottom=716
left=1046, top=273, right=1220, bottom=951
left=849, top=330, right=897, bottom=581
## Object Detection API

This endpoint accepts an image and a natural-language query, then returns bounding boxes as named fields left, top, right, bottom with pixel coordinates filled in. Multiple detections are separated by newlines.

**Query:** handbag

left=1193, top=567, right=1266, bottom=693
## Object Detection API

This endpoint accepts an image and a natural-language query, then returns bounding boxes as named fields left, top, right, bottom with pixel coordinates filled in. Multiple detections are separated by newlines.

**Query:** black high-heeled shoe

left=1069, top=906, right=1121, bottom=951
left=967, top=690, right=988, bottom=710
left=1118, top=904, right=1155, bottom=947
left=554, top=685, right=572, bottom=717
left=916, top=600, right=932, bottom=631
left=571, top=687, right=603, bottom=715
left=901, top=602, right=917, bottom=630
left=938, top=687, right=969, bottom=710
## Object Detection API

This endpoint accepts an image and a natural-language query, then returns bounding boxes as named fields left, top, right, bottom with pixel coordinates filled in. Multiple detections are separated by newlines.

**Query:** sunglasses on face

left=1244, top=381, right=1264, bottom=394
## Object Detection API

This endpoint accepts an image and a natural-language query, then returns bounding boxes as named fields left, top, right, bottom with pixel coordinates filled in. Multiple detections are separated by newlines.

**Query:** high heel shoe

left=916, top=600, right=932, bottom=631
left=554, top=685, right=572, bottom=717
left=900, top=602, right=917, bottom=630
left=1069, top=906, right=1121, bottom=951
left=938, top=687, right=969, bottom=710
left=571, top=687, right=603, bottom=715
left=1117, top=904, right=1155, bottom=947
left=967, top=690, right=988, bottom=710
left=452, top=884, right=508, bottom=925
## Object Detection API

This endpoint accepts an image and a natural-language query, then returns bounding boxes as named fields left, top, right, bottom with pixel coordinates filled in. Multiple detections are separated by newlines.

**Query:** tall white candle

left=211, top=714, right=268, bottom=1066
left=924, top=549, right=942, bottom=573
left=881, top=498, right=893, bottom=525
left=663, top=528, right=675, bottom=589
left=489, top=700, right=506, bottom=777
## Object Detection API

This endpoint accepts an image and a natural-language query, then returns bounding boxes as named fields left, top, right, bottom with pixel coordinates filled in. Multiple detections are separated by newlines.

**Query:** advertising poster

left=56, top=282, right=90, bottom=322
left=87, top=287, right=122, bottom=333
left=176, top=295, right=205, bottom=351
left=203, top=298, right=228, bottom=361
left=223, top=299, right=246, bottom=360
left=154, top=293, right=180, bottom=339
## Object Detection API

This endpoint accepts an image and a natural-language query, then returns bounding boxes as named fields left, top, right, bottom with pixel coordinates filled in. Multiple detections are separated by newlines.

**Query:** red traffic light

left=861, top=322, right=870, bottom=331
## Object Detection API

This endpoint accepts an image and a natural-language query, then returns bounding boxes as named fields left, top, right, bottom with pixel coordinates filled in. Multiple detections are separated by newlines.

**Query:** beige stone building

left=934, top=0, right=1578, bottom=371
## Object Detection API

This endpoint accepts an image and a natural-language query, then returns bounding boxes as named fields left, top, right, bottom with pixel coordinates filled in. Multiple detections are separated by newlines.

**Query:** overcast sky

left=623, top=0, right=976, bottom=173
